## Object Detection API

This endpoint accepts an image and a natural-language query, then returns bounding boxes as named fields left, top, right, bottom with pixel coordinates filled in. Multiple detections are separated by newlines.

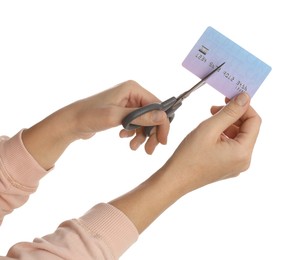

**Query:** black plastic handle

left=121, top=97, right=177, bottom=135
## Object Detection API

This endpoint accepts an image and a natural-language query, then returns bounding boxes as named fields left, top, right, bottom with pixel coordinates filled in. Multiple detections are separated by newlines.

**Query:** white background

left=0, top=1, right=299, bottom=259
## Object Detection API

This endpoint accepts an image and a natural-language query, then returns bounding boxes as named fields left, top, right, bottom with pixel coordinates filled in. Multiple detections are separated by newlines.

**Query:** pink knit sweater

left=0, top=131, right=139, bottom=259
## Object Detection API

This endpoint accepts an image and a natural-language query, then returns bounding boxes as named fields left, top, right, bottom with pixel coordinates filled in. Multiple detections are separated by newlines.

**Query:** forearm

left=22, top=105, right=78, bottom=170
left=109, top=164, right=188, bottom=234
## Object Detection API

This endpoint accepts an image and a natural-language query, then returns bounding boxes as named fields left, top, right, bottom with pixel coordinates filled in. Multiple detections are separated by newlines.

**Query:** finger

left=140, top=119, right=169, bottom=154
left=130, top=110, right=168, bottom=127
left=144, top=134, right=159, bottom=155
left=229, top=105, right=260, bottom=131
left=210, top=105, right=223, bottom=115
left=129, top=129, right=147, bottom=150
left=155, top=120, right=170, bottom=145
left=207, top=92, right=250, bottom=134
left=116, top=105, right=166, bottom=129
left=211, top=106, right=244, bottom=138
left=119, top=129, right=135, bottom=138
left=223, top=124, right=239, bottom=138
left=234, top=106, right=262, bottom=147
left=211, top=105, right=244, bottom=129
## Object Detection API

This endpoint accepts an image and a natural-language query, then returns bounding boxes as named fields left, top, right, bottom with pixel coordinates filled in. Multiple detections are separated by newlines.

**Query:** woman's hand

left=22, top=80, right=170, bottom=170
left=69, top=80, right=170, bottom=154
left=110, top=92, right=262, bottom=234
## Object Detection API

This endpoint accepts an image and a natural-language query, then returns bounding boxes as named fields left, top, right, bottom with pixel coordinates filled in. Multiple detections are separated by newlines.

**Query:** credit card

left=182, top=26, right=272, bottom=98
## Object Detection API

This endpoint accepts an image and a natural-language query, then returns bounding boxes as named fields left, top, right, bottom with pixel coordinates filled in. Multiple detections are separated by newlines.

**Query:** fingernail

left=235, top=92, right=249, bottom=106
left=152, top=111, right=163, bottom=122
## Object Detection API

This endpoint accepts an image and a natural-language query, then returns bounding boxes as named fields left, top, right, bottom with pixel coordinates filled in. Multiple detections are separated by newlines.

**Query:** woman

left=0, top=80, right=261, bottom=259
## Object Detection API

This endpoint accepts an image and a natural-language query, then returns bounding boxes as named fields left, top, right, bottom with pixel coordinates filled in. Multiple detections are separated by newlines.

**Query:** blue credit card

left=182, top=26, right=272, bottom=98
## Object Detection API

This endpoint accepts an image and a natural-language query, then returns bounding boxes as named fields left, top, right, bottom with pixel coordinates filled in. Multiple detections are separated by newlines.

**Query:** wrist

left=22, top=106, right=78, bottom=170
left=152, top=164, right=189, bottom=201
left=157, top=160, right=195, bottom=196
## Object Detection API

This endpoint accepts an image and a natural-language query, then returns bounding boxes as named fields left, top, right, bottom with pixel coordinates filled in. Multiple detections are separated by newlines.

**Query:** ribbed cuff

left=0, top=130, right=49, bottom=190
left=79, top=203, right=139, bottom=259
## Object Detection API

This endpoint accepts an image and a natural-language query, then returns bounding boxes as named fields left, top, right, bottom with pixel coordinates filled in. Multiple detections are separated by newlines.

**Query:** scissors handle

left=122, top=97, right=177, bottom=133
left=143, top=98, right=182, bottom=136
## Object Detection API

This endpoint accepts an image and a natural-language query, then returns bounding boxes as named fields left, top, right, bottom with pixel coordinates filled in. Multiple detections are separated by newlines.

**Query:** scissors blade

left=176, top=62, right=225, bottom=102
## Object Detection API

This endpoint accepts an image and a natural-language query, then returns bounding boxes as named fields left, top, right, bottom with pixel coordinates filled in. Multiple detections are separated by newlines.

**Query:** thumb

left=208, top=92, right=250, bottom=133
left=129, top=109, right=168, bottom=127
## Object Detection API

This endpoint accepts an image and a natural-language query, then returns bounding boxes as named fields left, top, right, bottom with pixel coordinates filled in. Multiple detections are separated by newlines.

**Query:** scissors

left=122, top=62, right=225, bottom=136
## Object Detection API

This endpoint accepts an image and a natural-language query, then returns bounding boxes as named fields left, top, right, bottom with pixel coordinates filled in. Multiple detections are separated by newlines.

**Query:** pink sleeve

left=0, top=131, right=139, bottom=259
left=0, top=130, right=49, bottom=224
